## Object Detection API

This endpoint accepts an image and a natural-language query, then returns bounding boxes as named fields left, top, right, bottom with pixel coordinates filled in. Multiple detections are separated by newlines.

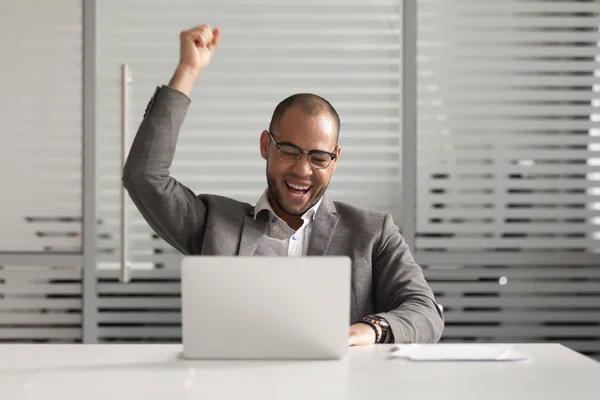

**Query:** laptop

left=181, top=256, right=351, bottom=360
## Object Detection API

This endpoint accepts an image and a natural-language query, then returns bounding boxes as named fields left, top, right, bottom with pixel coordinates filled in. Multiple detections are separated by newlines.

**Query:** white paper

left=390, top=344, right=529, bottom=362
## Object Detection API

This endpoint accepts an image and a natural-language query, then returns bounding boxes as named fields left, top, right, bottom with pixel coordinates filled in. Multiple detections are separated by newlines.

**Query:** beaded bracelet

left=360, top=319, right=380, bottom=343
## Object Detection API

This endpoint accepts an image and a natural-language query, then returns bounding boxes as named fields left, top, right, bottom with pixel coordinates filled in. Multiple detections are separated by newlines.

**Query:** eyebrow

left=273, top=136, right=336, bottom=154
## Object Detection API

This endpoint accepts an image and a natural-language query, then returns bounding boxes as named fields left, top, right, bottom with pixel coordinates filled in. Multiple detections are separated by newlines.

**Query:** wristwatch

left=361, top=316, right=391, bottom=344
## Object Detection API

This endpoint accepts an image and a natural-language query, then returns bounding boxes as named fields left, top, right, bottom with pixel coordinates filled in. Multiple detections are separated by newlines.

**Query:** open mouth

left=285, top=180, right=312, bottom=198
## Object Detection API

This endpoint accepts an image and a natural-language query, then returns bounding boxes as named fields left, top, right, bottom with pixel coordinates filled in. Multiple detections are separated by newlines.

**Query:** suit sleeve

left=122, top=85, right=208, bottom=255
left=372, top=214, right=444, bottom=343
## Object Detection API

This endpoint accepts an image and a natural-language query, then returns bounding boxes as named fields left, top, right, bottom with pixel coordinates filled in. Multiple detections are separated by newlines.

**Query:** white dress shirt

left=253, top=189, right=322, bottom=257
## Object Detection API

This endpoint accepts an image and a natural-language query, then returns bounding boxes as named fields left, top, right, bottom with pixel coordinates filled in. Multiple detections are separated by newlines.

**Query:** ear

left=260, top=130, right=270, bottom=161
left=331, top=144, right=342, bottom=172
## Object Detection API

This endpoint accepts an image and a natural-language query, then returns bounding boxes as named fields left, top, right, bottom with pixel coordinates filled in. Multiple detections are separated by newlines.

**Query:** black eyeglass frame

left=267, top=131, right=338, bottom=169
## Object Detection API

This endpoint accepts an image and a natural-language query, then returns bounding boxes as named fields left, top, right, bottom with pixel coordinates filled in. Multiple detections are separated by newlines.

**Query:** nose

left=292, top=153, right=313, bottom=176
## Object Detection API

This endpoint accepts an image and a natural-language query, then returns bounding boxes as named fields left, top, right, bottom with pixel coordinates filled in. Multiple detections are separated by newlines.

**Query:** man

left=123, top=24, right=444, bottom=346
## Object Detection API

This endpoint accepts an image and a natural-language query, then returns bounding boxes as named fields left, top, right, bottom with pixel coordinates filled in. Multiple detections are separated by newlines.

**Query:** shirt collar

left=254, top=189, right=322, bottom=222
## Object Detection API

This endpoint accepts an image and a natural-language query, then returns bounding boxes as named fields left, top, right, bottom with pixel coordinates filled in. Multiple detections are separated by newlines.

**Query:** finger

left=190, top=24, right=211, bottom=36
left=188, top=25, right=213, bottom=48
left=207, top=27, right=221, bottom=52
left=180, top=30, right=206, bottom=49
left=190, top=31, right=212, bottom=48
left=348, top=335, right=357, bottom=347
left=197, top=25, right=213, bottom=45
left=350, top=336, right=369, bottom=346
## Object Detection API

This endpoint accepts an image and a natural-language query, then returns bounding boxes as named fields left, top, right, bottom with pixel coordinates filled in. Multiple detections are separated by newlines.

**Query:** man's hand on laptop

left=348, top=323, right=379, bottom=346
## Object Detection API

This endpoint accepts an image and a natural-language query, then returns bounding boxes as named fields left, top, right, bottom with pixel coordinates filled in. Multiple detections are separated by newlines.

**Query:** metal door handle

left=120, top=64, right=132, bottom=283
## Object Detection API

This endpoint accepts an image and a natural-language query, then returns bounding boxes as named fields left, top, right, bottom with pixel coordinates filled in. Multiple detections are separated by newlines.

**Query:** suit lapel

left=307, top=197, right=339, bottom=256
left=238, top=212, right=268, bottom=256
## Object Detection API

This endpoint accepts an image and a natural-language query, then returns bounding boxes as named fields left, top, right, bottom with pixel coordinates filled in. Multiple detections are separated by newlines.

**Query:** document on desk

left=390, top=344, right=529, bottom=362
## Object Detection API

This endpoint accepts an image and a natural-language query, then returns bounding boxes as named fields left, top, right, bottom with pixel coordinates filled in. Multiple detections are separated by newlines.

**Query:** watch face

left=372, top=317, right=390, bottom=328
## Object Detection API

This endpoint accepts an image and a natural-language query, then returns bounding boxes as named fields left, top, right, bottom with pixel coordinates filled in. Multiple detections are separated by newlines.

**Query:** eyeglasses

left=268, top=131, right=337, bottom=170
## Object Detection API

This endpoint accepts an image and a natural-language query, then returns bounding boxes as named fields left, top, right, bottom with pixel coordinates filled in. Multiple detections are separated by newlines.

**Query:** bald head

left=269, top=93, right=340, bottom=143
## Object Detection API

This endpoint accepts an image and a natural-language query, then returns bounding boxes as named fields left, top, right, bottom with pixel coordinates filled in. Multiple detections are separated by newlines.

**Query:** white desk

left=0, top=344, right=598, bottom=399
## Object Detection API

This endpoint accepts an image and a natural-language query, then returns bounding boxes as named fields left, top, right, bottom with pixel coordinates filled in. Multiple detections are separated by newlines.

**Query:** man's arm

left=372, top=214, right=445, bottom=343
left=122, top=24, right=221, bottom=255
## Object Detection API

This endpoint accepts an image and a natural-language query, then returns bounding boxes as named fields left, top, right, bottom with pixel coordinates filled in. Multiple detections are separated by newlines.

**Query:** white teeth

left=287, top=181, right=310, bottom=191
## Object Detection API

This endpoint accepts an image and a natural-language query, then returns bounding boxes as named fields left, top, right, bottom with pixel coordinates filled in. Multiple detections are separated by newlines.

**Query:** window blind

left=0, top=266, right=82, bottom=342
left=416, top=0, right=600, bottom=360
left=0, top=0, right=83, bottom=253
left=417, top=0, right=600, bottom=254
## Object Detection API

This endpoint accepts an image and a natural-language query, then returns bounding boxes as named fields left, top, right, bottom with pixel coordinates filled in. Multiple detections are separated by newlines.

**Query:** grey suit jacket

left=123, top=85, right=444, bottom=344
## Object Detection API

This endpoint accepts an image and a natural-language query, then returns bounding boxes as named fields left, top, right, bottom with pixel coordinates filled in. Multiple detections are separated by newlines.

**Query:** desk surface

left=0, top=344, right=598, bottom=400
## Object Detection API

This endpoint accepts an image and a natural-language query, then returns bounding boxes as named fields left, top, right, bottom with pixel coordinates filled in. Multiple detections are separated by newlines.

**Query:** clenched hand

left=169, top=24, right=221, bottom=96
